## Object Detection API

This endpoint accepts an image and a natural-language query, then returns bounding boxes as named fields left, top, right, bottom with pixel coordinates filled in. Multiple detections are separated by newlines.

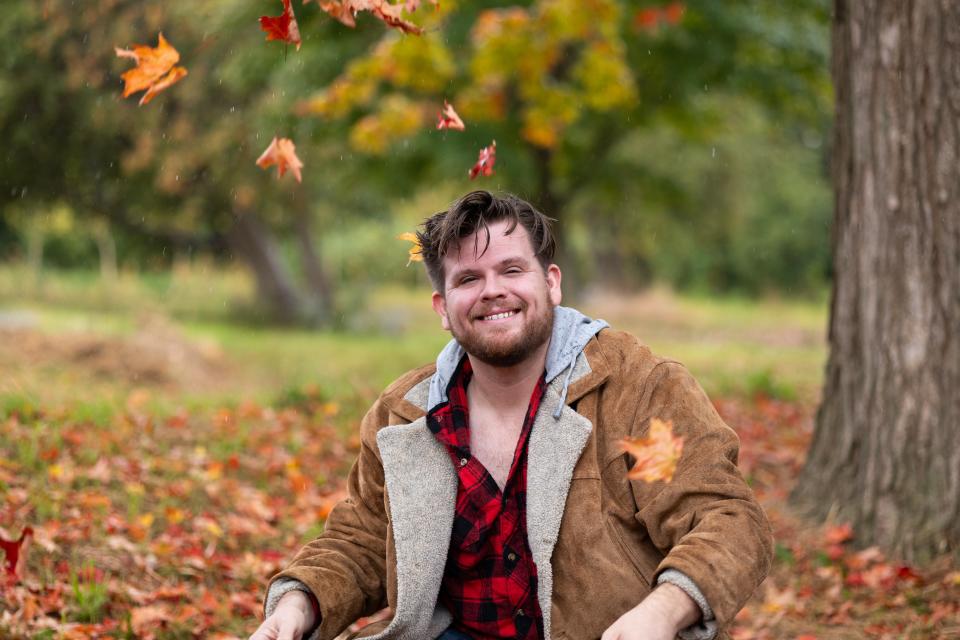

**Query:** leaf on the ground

left=256, top=136, right=304, bottom=182
left=0, top=526, right=33, bottom=583
left=824, top=523, right=854, bottom=545
left=436, top=101, right=465, bottom=130
left=620, top=418, right=684, bottom=483
left=468, top=140, right=496, bottom=179
left=115, top=33, right=188, bottom=106
left=397, top=232, right=423, bottom=265
left=260, top=0, right=302, bottom=50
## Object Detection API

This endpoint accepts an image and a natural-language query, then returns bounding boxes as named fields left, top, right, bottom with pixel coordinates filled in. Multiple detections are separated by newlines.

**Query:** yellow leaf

left=397, top=232, right=423, bottom=265
left=620, top=418, right=684, bottom=483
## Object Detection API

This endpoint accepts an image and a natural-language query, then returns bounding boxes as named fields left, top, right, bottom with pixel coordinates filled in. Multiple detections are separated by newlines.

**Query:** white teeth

left=483, top=311, right=516, bottom=321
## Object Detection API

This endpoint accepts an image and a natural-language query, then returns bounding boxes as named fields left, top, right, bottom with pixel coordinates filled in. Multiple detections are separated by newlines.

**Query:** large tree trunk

left=228, top=206, right=305, bottom=325
left=791, top=0, right=960, bottom=563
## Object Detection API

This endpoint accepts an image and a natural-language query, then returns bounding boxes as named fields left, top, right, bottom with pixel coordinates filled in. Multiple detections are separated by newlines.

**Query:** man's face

left=432, top=220, right=562, bottom=367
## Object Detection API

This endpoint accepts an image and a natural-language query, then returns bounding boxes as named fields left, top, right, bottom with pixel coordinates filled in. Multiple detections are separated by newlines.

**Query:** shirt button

left=507, top=552, right=517, bottom=562
left=459, top=457, right=468, bottom=467
left=515, top=608, right=525, bottom=618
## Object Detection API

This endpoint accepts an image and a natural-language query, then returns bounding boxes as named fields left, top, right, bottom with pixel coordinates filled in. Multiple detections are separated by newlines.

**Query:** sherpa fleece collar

left=426, top=305, right=609, bottom=413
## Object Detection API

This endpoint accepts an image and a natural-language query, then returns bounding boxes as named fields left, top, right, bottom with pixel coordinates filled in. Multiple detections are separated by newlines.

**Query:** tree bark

left=92, top=220, right=118, bottom=286
left=791, top=0, right=960, bottom=563
left=293, top=201, right=335, bottom=326
left=227, top=206, right=305, bottom=325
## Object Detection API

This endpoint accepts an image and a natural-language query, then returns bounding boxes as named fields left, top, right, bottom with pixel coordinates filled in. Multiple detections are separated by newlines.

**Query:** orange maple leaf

left=115, top=33, right=188, bottom=106
left=620, top=418, right=684, bottom=483
left=397, top=232, right=423, bottom=265
left=260, top=0, right=302, bottom=50
left=256, top=136, right=304, bottom=183
left=437, top=101, right=465, bottom=130
left=468, top=140, right=496, bottom=179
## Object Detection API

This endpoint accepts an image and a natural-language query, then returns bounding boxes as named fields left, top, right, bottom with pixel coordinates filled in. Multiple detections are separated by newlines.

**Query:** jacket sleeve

left=631, top=361, right=773, bottom=630
left=262, top=398, right=392, bottom=640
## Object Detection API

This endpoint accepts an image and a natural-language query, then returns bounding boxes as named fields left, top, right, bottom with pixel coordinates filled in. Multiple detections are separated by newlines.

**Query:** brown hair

left=417, top=190, right=557, bottom=293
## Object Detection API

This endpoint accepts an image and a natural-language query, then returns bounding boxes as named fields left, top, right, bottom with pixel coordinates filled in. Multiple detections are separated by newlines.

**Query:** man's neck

left=466, top=342, right=549, bottom=411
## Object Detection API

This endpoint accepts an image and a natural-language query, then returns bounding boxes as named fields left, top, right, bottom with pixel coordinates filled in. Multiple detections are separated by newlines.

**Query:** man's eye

left=459, top=276, right=477, bottom=284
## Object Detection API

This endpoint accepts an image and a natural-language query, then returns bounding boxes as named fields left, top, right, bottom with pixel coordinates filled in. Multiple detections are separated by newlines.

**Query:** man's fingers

left=248, top=617, right=280, bottom=640
left=276, top=617, right=302, bottom=640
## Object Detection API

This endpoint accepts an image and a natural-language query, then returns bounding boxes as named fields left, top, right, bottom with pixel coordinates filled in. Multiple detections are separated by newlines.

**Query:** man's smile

left=478, top=309, right=520, bottom=321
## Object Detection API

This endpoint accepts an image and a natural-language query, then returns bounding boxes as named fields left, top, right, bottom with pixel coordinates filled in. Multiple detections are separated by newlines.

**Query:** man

left=251, top=191, right=772, bottom=640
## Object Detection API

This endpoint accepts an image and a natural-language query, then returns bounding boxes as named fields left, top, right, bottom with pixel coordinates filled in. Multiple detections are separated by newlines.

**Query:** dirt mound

left=0, top=314, right=227, bottom=391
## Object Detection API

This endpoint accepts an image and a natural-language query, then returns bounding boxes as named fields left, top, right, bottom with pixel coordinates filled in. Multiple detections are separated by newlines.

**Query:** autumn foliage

left=2, top=387, right=957, bottom=638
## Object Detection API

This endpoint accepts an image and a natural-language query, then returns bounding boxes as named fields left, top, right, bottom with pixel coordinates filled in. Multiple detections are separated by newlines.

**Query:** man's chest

left=468, top=409, right=525, bottom=490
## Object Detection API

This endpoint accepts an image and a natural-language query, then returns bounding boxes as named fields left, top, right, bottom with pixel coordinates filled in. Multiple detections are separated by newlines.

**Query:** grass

left=0, top=265, right=828, bottom=416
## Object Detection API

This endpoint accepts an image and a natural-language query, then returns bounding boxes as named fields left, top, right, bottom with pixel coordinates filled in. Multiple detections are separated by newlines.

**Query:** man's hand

left=600, top=582, right=700, bottom=640
left=249, top=590, right=318, bottom=640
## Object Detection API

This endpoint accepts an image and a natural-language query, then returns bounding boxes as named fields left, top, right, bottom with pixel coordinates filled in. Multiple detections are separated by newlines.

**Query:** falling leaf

left=436, top=101, right=465, bottom=130
left=260, top=0, right=302, bottom=50
left=397, top=232, right=423, bottom=265
left=115, top=33, right=188, bottom=106
left=468, top=140, right=496, bottom=179
left=256, top=136, right=304, bottom=182
left=1, top=526, right=33, bottom=583
left=312, top=0, right=422, bottom=35
left=620, top=418, right=684, bottom=483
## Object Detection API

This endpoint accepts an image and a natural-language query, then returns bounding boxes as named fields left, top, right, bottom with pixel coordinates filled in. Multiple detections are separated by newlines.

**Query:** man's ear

left=546, top=264, right=562, bottom=306
left=432, top=291, right=451, bottom=331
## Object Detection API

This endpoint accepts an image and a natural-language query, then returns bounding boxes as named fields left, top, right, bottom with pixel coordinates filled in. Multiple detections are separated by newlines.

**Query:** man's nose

left=480, top=273, right=507, bottom=299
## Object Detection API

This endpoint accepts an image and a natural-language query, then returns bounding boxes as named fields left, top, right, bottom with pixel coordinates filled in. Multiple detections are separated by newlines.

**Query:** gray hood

left=427, top=305, right=609, bottom=418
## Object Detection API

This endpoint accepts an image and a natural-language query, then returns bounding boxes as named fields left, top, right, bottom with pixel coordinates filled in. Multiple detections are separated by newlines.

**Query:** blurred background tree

left=0, top=0, right=832, bottom=323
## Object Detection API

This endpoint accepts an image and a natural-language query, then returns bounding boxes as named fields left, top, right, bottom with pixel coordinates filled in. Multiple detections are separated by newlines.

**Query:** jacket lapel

left=373, top=417, right=457, bottom=640
left=526, top=379, right=594, bottom=640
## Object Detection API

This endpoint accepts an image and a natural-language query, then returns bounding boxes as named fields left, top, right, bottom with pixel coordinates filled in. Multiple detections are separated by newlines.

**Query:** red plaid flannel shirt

left=427, top=357, right=546, bottom=640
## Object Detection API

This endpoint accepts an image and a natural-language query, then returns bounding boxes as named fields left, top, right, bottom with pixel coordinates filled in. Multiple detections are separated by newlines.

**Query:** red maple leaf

left=468, top=140, right=496, bottom=179
left=436, top=101, right=465, bottom=130
left=1, top=526, right=33, bottom=584
left=256, top=136, right=304, bottom=182
left=260, top=0, right=302, bottom=50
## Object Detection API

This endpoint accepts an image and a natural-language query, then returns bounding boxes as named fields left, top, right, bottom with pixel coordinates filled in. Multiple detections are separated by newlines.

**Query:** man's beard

left=451, top=302, right=555, bottom=367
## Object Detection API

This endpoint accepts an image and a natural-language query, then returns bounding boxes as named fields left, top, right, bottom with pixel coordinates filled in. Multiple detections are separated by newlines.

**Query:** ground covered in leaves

left=1, top=340, right=958, bottom=639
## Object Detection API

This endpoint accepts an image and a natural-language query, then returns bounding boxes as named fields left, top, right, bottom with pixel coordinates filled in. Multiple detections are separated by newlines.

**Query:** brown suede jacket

left=265, top=329, right=773, bottom=640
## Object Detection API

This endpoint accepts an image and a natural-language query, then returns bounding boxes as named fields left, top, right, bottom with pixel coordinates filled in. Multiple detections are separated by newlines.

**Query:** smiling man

left=251, top=191, right=772, bottom=640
